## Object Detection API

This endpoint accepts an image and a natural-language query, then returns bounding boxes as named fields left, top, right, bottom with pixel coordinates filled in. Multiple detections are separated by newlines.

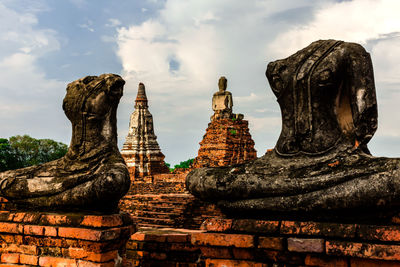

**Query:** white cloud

left=0, top=2, right=67, bottom=141
left=268, top=0, right=400, bottom=156
left=78, top=19, right=94, bottom=32
left=115, top=0, right=325, bottom=163
left=0, top=3, right=59, bottom=58
left=113, top=0, right=400, bottom=163
left=105, top=18, right=121, bottom=28
left=269, top=0, right=400, bottom=58
left=371, top=35, right=400, bottom=84
left=69, top=0, right=87, bottom=8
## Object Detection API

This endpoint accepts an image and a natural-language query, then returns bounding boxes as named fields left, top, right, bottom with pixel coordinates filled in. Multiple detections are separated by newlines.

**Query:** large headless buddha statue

left=0, top=74, right=130, bottom=213
left=186, top=40, right=400, bottom=220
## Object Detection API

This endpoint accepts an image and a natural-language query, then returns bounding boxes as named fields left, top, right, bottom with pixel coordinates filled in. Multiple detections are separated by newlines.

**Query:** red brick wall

left=124, top=217, right=400, bottom=266
left=0, top=211, right=135, bottom=266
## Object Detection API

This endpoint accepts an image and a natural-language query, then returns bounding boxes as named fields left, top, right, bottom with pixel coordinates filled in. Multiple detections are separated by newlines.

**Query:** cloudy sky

left=1, top=0, right=400, bottom=165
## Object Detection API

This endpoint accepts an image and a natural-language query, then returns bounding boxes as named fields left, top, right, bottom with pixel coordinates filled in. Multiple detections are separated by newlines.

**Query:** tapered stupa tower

left=121, top=83, right=169, bottom=178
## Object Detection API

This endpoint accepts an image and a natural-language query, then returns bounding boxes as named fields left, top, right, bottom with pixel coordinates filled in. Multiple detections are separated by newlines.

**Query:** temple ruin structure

left=121, top=83, right=169, bottom=178
left=192, top=76, right=257, bottom=168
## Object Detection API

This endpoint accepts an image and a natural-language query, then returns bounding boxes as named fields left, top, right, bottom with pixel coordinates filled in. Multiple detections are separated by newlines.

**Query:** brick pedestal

left=120, top=173, right=223, bottom=229
left=0, top=211, right=135, bottom=266
left=125, top=217, right=400, bottom=266
left=192, top=118, right=257, bottom=168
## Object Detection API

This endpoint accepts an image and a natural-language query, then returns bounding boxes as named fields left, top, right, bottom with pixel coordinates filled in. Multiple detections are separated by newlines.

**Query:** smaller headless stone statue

left=0, top=74, right=131, bottom=213
left=211, top=77, right=243, bottom=121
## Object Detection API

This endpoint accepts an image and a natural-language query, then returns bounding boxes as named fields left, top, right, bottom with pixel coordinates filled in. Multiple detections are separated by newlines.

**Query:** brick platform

left=124, top=217, right=400, bottom=266
left=121, top=193, right=222, bottom=229
left=192, top=118, right=257, bottom=168
left=120, top=173, right=223, bottom=229
left=124, top=228, right=203, bottom=267
left=0, top=211, right=135, bottom=266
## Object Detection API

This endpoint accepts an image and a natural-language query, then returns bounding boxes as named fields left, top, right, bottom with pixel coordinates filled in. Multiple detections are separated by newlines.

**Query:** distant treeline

left=165, top=158, right=194, bottom=172
left=0, top=135, right=68, bottom=172
left=1, top=134, right=196, bottom=174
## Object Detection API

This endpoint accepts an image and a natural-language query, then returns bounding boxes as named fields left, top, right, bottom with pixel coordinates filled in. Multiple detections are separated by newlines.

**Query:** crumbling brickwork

left=119, top=173, right=223, bottom=229
left=0, top=211, right=135, bottom=266
left=192, top=118, right=257, bottom=168
left=124, top=217, right=400, bottom=266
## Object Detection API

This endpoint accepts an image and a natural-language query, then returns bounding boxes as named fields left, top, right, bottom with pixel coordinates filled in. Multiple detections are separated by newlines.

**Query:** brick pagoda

left=192, top=77, right=257, bottom=168
left=121, top=83, right=169, bottom=178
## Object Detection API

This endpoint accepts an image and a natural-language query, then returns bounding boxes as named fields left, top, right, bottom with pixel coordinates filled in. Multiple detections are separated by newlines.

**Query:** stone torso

left=266, top=40, right=377, bottom=155
left=212, top=91, right=233, bottom=112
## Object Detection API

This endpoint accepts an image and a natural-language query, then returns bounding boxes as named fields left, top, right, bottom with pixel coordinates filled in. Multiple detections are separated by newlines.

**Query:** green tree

left=0, top=138, right=20, bottom=171
left=1, top=135, right=68, bottom=171
left=174, top=158, right=194, bottom=169
left=165, top=162, right=174, bottom=172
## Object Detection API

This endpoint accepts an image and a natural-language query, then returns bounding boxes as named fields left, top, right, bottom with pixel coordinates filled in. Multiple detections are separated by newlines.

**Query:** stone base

left=0, top=211, right=135, bottom=266
left=125, top=217, right=400, bottom=266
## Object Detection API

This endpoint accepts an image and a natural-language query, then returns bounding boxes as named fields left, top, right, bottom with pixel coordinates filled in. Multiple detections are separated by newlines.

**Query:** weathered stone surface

left=211, top=76, right=243, bottom=122
left=287, top=238, right=324, bottom=253
left=211, top=76, right=233, bottom=121
left=121, top=83, right=169, bottom=178
left=186, top=40, right=400, bottom=220
left=0, top=74, right=130, bottom=212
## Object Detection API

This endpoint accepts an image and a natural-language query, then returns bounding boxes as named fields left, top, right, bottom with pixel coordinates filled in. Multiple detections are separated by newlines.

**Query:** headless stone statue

left=186, top=40, right=400, bottom=221
left=0, top=74, right=130, bottom=213
left=211, top=76, right=243, bottom=121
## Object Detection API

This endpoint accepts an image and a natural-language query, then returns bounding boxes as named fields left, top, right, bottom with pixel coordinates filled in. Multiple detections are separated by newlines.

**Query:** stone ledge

left=0, top=211, right=132, bottom=229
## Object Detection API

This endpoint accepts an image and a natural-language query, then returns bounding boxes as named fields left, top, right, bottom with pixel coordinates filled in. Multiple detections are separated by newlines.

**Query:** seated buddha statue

left=186, top=40, right=400, bottom=220
left=211, top=76, right=234, bottom=121
left=211, top=76, right=243, bottom=121
left=0, top=74, right=131, bottom=213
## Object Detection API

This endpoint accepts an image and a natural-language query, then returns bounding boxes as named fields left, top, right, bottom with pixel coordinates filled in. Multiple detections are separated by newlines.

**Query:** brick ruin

left=192, top=118, right=257, bottom=168
left=124, top=218, right=400, bottom=266
left=193, top=76, right=257, bottom=168
left=0, top=208, right=135, bottom=266
left=119, top=77, right=256, bottom=230
left=119, top=172, right=223, bottom=230
left=120, top=83, right=169, bottom=179
left=3, top=73, right=400, bottom=266
left=116, top=74, right=400, bottom=266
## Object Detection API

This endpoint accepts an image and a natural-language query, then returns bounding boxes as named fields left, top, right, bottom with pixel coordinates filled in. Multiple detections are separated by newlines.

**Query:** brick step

left=137, top=223, right=172, bottom=229
left=126, top=205, right=186, bottom=213
left=133, top=200, right=194, bottom=205
left=132, top=194, right=195, bottom=199
left=135, top=205, right=185, bottom=214
left=135, top=206, right=186, bottom=214
left=135, top=201, right=193, bottom=207
left=132, top=216, right=175, bottom=226
left=136, top=211, right=181, bottom=219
